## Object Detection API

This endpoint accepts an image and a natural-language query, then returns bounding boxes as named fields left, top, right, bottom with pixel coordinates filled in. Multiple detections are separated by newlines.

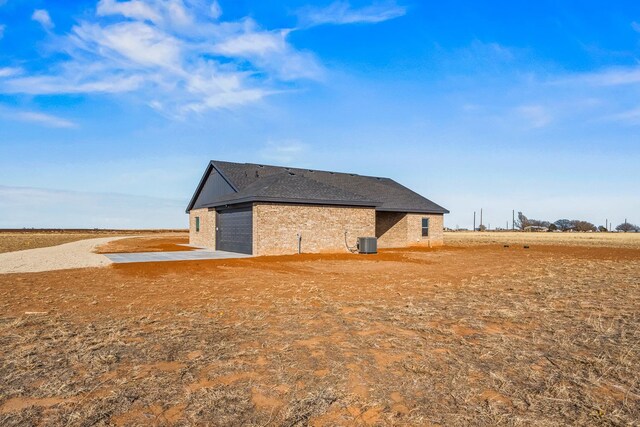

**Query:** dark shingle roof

left=187, top=160, right=449, bottom=214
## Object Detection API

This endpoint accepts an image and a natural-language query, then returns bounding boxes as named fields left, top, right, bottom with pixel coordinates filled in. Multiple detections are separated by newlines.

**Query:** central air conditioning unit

left=357, top=237, right=377, bottom=254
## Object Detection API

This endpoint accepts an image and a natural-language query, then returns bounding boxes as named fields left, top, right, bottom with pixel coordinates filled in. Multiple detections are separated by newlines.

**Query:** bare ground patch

left=0, top=231, right=187, bottom=254
left=94, top=235, right=191, bottom=254
left=0, top=243, right=638, bottom=425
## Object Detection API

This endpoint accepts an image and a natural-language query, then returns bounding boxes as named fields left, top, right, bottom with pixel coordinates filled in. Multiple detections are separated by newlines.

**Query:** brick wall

left=253, top=203, right=375, bottom=256
left=376, top=211, right=444, bottom=248
left=189, top=208, right=216, bottom=248
left=189, top=204, right=444, bottom=254
left=376, top=211, right=408, bottom=248
left=406, top=213, right=444, bottom=247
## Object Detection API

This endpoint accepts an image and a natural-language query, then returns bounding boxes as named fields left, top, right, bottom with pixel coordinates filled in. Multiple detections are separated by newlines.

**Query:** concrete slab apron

left=104, top=250, right=250, bottom=264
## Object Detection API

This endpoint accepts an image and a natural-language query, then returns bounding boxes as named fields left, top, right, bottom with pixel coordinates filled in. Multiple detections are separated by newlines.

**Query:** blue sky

left=0, top=0, right=638, bottom=229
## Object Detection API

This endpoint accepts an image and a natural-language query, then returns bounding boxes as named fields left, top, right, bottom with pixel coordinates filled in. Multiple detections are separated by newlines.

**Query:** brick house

left=186, top=161, right=449, bottom=255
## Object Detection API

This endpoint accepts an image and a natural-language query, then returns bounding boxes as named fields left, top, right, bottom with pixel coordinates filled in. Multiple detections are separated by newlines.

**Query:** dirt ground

left=0, top=233, right=639, bottom=426
left=95, top=235, right=192, bottom=254
left=0, top=230, right=187, bottom=254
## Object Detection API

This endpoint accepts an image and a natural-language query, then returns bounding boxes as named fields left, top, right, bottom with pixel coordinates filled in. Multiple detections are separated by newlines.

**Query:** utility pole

left=606, top=219, right=608, bottom=231
left=506, top=221, right=508, bottom=230
left=473, top=211, right=476, bottom=231
left=480, top=208, right=483, bottom=231
left=512, top=210, right=515, bottom=231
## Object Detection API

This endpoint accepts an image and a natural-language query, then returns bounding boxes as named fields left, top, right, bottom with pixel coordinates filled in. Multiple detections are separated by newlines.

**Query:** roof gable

left=185, top=162, right=237, bottom=212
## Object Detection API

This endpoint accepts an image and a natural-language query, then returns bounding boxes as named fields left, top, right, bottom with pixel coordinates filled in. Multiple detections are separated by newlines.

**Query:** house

left=524, top=225, right=549, bottom=232
left=186, top=161, right=449, bottom=255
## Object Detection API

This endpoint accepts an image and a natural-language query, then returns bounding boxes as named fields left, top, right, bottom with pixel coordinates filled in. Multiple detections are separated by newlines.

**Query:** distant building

left=524, top=226, right=548, bottom=232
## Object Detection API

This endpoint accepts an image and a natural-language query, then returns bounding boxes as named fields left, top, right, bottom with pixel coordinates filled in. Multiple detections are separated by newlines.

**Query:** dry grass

left=446, top=231, right=640, bottom=249
left=0, top=235, right=638, bottom=425
left=0, top=231, right=187, bottom=254
left=0, top=233, right=112, bottom=254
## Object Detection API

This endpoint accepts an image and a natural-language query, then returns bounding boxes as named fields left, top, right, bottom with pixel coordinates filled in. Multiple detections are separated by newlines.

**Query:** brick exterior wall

left=188, top=204, right=444, bottom=254
left=189, top=208, right=216, bottom=248
left=376, top=211, right=444, bottom=248
left=375, top=211, right=408, bottom=248
left=406, top=213, right=444, bottom=247
left=253, top=203, right=375, bottom=256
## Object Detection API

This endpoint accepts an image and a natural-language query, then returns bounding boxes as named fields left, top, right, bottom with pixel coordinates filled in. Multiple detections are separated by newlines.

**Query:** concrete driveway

left=104, top=249, right=251, bottom=264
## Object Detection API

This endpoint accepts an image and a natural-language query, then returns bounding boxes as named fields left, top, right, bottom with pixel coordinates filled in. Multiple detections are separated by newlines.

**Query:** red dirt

left=2, top=244, right=637, bottom=318
left=1, top=241, right=638, bottom=426
left=94, top=235, right=192, bottom=254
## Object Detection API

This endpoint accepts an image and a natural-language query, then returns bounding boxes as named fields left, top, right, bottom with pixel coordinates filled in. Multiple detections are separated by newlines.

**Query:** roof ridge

left=211, top=159, right=392, bottom=181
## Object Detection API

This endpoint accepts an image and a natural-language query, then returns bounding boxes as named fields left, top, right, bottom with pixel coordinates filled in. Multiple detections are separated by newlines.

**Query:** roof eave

left=376, top=207, right=450, bottom=214
left=201, top=196, right=380, bottom=209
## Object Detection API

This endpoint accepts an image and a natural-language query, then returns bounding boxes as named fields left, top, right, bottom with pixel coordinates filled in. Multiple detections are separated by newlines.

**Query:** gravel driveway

left=0, top=236, right=129, bottom=274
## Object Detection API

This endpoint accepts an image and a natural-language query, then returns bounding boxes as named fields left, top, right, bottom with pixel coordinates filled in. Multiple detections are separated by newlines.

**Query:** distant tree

left=598, top=225, right=608, bottom=232
left=548, top=223, right=558, bottom=231
left=478, top=224, right=487, bottom=232
left=572, top=220, right=596, bottom=232
left=516, top=213, right=552, bottom=230
left=616, top=222, right=639, bottom=232
left=515, top=212, right=529, bottom=230
left=554, top=219, right=574, bottom=231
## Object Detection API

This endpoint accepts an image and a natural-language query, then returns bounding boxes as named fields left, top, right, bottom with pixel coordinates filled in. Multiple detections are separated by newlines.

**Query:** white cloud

left=214, top=29, right=288, bottom=56
left=97, top=0, right=162, bottom=24
left=212, top=28, right=324, bottom=80
left=96, top=0, right=204, bottom=30
left=2, top=74, right=144, bottom=94
left=297, top=1, right=406, bottom=27
left=559, top=67, right=640, bottom=86
left=0, top=24, right=5, bottom=39
left=632, top=21, right=640, bottom=33
left=1, top=0, right=326, bottom=116
left=517, top=105, right=551, bottom=128
left=210, top=0, right=222, bottom=20
left=32, top=9, right=54, bottom=30
left=468, top=40, right=514, bottom=62
left=71, top=21, right=182, bottom=68
left=1, top=109, right=77, bottom=128
left=607, top=107, right=640, bottom=125
left=0, top=66, right=21, bottom=77
left=178, top=87, right=269, bottom=114
left=96, top=0, right=216, bottom=35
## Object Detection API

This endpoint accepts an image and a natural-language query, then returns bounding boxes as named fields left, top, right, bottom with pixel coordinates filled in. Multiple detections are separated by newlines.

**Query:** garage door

left=216, top=207, right=253, bottom=254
